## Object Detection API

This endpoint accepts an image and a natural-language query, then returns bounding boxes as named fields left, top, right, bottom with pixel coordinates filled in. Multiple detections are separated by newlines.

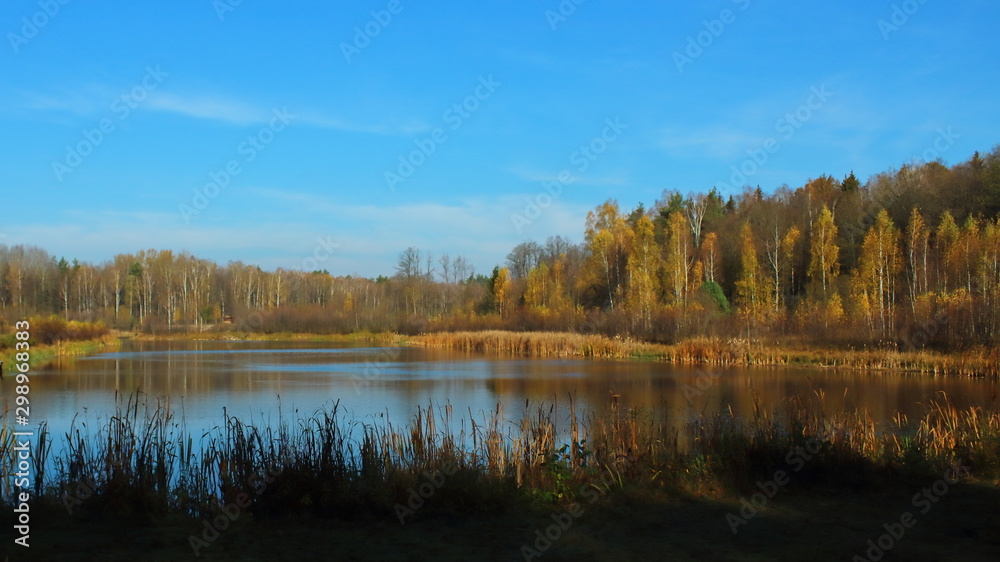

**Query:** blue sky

left=2, top=0, right=998, bottom=277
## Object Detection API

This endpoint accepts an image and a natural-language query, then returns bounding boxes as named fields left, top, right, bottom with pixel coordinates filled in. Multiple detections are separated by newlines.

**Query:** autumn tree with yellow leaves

left=583, top=200, right=631, bottom=310
left=808, top=205, right=840, bottom=300
left=852, top=210, right=902, bottom=337
left=735, top=223, right=774, bottom=334
left=8, top=146, right=1000, bottom=349
left=663, top=211, right=692, bottom=309
left=626, top=214, right=660, bottom=332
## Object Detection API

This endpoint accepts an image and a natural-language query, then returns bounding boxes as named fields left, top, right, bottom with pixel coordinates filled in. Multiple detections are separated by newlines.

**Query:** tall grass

left=415, top=330, right=647, bottom=359
left=56, top=392, right=185, bottom=519
left=413, top=330, right=1000, bottom=376
left=123, top=329, right=999, bottom=375
left=0, top=405, right=16, bottom=500
left=1, top=392, right=998, bottom=522
left=0, top=333, right=120, bottom=373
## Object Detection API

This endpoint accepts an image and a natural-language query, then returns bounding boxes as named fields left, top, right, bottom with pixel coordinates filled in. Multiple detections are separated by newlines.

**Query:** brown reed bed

left=413, top=330, right=649, bottom=359
left=120, top=329, right=999, bottom=376
left=411, top=330, right=1000, bottom=376
left=2, top=390, right=999, bottom=526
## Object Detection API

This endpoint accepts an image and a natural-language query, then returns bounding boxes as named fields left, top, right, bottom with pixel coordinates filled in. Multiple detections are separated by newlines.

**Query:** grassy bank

left=0, top=333, right=121, bottom=373
left=0, top=316, right=120, bottom=372
left=411, top=330, right=1000, bottom=376
left=132, top=329, right=407, bottom=345
left=13, top=484, right=1000, bottom=561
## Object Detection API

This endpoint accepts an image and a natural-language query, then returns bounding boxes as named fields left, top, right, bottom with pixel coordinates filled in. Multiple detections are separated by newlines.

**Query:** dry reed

left=412, top=331, right=1000, bottom=376
left=1, top=391, right=998, bottom=520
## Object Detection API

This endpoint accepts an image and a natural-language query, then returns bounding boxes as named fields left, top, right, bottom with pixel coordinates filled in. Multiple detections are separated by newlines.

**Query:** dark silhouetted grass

left=2, top=391, right=998, bottom=523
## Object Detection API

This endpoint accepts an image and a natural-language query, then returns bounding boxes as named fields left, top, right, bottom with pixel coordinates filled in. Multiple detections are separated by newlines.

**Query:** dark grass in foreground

left=3, top=392, right=1000, bottom=516
left=2, top=393, right=1000, bottom=560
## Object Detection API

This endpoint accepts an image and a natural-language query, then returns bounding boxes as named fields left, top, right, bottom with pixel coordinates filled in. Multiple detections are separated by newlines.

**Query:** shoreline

left=10, top=328, right=995, bottom=377
left=0, top=333, right=122, bottom=374
left=129, top=329, right=998, bottom=377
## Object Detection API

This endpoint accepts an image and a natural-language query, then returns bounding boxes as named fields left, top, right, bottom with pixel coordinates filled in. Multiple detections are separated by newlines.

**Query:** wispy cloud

left=245, top=189, right=587, bottom=262
left=507, top=167, right=565, bottom=183
left=147, top=93, right=432, bottom=135
left=4, top=85, right=120, bottom=121
left=249, top=188, right=345, bottom=213
left=296, top=110, right=432, bottom=135
left=507, top=166, right=629, bottom=188
left=145, top=93, right=267, bottom=125
left=8, top=192, right=587, bottom=276
left=10, top=84, right=427, bottom=135
left=659, top=127, right=768, bottom=159
left=251, top=189, right=504, bottom=232
left=18, top=89, right=105, bottom=115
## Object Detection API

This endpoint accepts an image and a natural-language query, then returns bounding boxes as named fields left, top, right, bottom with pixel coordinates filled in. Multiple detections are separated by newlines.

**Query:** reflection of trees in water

left=24, top=343, right=996, bottom=449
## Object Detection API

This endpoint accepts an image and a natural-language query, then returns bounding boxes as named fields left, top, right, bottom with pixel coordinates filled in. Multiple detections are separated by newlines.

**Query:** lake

left=11, top=339, right=998, bottom=446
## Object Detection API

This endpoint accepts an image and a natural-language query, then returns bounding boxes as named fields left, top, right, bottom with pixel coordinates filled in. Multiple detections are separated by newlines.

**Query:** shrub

left=27, top=315, right=109, bottom=345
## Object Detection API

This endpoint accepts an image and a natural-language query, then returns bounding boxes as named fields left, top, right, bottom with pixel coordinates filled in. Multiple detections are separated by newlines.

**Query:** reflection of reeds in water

left=1, top=391, right=999, bottom=519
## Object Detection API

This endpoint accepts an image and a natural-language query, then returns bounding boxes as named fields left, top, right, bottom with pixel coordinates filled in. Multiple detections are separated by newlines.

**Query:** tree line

left=3, top=145, right=999, bottom=349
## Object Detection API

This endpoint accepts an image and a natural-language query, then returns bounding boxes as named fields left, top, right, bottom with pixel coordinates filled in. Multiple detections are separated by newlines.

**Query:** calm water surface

left=8, top=340, right=998, bottom=440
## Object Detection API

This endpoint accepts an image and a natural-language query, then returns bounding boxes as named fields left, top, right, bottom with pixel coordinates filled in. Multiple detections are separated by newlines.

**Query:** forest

left=3, top=146, right=1000, bottom=351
